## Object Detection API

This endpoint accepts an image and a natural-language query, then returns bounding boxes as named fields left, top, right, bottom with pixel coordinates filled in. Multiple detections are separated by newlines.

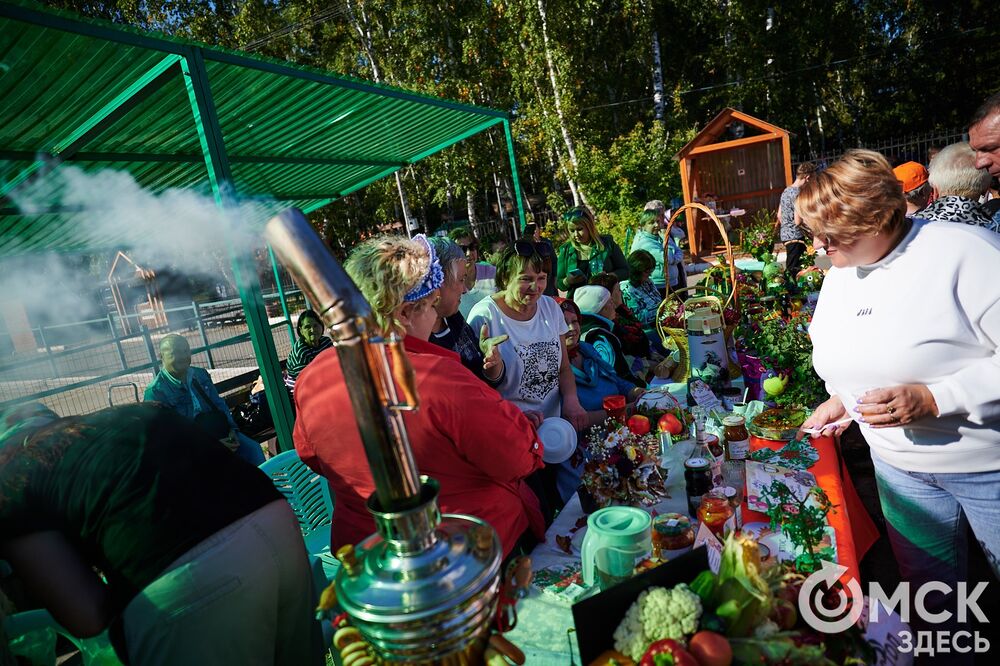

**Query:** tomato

left=658, top=413, right=684, bottom=436
left=687, top=631, right=732, bottom=666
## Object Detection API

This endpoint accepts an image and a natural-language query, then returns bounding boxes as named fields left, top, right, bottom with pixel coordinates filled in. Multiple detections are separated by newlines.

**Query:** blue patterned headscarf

left=403, top=234, right=445, bottom=302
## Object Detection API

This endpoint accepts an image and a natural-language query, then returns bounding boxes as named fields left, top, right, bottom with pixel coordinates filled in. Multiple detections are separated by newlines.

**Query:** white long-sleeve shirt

left=809, top=219, right=1000, bottom=473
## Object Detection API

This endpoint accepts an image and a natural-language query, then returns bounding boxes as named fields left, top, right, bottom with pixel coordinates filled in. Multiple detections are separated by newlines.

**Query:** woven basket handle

left=666, top=202, right=737, bottom=311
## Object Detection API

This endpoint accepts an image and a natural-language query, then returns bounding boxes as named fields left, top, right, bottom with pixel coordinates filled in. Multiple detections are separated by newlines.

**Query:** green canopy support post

left=181, top=47, right=296, bottom=453
left=503, top=118, right=526, bottom=235
left=269, top=245, right=296, bottom=346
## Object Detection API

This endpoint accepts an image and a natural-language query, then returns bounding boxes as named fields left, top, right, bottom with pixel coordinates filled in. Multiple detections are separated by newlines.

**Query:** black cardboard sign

left=571, top=547, right=709, bottom=664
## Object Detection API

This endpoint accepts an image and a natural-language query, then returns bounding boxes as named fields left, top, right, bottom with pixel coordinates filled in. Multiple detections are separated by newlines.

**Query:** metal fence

left=0, top=290, right=304, bottom=417
left=792, top=128, right=968, bottom=170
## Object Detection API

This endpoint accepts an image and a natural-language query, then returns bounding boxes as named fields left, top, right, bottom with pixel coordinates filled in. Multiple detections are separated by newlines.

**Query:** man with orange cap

left=893, top=161, right=931, bottom=217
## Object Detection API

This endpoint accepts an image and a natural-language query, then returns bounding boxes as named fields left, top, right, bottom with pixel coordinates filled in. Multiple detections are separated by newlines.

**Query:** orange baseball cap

left=893, top=161, right=928, bottom=193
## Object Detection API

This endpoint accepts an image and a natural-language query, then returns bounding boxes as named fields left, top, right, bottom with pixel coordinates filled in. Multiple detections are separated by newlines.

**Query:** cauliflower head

left=612, top=584, right=703, bottom=661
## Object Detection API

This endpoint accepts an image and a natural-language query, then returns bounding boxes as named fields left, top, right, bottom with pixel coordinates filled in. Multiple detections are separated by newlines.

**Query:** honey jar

left=652, top=513, right=695, bottom=559
left=697, top=489, right=735, bottom=538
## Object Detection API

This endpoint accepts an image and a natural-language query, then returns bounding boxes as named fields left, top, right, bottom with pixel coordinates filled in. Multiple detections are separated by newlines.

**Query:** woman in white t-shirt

left=468, top=242, right=588, bottom=432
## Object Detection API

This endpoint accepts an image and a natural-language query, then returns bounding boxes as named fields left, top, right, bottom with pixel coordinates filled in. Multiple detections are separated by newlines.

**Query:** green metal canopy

left=0, top=0, right=526, bottom=452
left=0, top=0, right=525, bottom=255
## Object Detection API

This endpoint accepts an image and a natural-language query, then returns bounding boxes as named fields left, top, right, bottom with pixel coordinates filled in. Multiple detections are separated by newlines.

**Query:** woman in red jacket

left=292, top=234, right=546, bottom=558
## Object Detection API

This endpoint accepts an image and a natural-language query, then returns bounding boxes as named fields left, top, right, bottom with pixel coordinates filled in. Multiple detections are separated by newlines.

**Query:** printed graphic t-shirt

left=467, top=295, right=569, bottom=418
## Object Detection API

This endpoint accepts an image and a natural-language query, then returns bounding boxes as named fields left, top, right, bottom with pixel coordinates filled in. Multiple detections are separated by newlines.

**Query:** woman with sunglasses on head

left=294, top=235, right=545, bottom=558
left=283, top=308, right=334, bottom=394
left=523, top=222, right=559, bottom=296
left=797, top=150, right=1000, bottom=651
left=468, top=242, right=589, bottom=433
left=555, top=206, right=628, bottom=297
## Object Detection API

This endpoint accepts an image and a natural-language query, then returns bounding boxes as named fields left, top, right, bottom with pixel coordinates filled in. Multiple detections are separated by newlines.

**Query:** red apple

left=658, top=413, right=684, bottom=436
left=627, top=414, right=651, bottom=435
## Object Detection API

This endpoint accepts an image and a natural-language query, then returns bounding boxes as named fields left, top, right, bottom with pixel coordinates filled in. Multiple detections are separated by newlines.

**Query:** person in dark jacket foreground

left=0, top=402, right=322, bottom=666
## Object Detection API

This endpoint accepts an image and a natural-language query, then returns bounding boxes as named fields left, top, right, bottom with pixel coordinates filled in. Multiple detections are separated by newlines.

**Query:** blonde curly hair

left=344, top=235, right=436, bottom=335
left=796, top=149, right=906, bottom=245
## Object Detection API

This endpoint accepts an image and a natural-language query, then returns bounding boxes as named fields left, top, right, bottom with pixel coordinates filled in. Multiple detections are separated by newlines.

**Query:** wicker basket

left=656, top=203, right=739, bottom=382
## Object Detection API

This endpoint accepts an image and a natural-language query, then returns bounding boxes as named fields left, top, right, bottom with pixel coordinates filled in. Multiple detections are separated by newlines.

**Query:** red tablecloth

left=744, top=435, right=880, bottom=586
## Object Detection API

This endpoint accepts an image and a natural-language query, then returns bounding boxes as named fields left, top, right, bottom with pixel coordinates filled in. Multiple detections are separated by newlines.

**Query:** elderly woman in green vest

left=555, top=206, right=628, bottom=297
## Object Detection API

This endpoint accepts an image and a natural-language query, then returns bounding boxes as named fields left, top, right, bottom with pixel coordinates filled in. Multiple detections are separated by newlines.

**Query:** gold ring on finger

left=887, top=406, right=896, bottom=415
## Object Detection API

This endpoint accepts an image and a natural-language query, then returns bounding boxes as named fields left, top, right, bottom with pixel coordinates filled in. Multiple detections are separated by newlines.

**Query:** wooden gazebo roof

left=674, top=108, right=790, bottom=160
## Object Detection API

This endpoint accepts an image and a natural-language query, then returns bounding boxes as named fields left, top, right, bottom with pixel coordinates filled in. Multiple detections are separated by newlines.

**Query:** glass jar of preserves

left=652, top=513, right=695, bottom=559
left=697, top=489, right=735, bottom=538
left=705, top=433, right=724, bottom=459
left=684, top=457, right=713, bottom=515
left=723, top=415, right=750, bottom=461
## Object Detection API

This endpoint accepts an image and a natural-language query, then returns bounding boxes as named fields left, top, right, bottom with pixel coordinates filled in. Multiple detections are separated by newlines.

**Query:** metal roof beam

left=229, top=155, right=403, bottom=168
left=504, top=119, right=526, bottom=235
left=301, top=199, right=336, bottom=214
left=55, top=56, right=183, bottom=160
left=0, top=151, right=405, bottom=169
left=0, top=54, right=182, bottom=197
left=0, top=205, right=88, bottom=216
left=407, top=117, right=506, bottom=164
left=271, top=193, right=349, bottom=201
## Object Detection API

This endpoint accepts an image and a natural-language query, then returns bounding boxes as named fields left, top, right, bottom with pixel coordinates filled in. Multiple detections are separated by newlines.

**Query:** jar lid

left=722, top=415, right=746, bottom=427
left=684, top=457, right=710, bottom=469
left=722, top=486, right=737, bottom=499
left=686, top=311, right=723, bottom=332
left=653, top=513, right=691, bottom=536
left=705, top=488, right=728, bottom=500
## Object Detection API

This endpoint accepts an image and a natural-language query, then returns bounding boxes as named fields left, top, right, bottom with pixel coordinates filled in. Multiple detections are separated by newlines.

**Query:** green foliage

left=740, top=210, right=778, bottom=262
left=595, top=209, right=641, bottom=255
left=759, top=482, right=835, bottom=574
left=737, top=312, right=827, bottom=409
left=576, top=123, right=692, bottom=217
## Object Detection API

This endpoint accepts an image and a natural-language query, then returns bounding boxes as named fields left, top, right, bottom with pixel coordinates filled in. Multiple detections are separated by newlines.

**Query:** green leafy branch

left=759, top=481, right=835, bottom=574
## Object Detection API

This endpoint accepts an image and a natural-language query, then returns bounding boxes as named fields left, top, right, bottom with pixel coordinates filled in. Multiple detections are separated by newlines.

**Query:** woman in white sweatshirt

left=797, top=150, right=1000, bottom=642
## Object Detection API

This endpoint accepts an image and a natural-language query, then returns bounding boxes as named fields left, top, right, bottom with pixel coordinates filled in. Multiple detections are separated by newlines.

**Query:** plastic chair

left=259, top=450, right=338, bottom=582
left=3, top=609, right=121, bottom=665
